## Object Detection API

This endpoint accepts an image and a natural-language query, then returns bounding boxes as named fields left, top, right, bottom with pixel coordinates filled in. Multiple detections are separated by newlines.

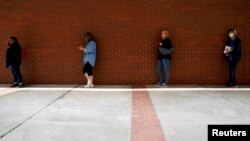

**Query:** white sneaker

left=84, top=84, right=94, bottom=88
left=160, top=83, right=168, bottom=88
left=154, top=82, right=162, bottom=87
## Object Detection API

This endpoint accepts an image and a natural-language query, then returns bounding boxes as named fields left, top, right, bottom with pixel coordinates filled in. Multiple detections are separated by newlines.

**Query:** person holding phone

left=78, top=32, right=97, bottom=88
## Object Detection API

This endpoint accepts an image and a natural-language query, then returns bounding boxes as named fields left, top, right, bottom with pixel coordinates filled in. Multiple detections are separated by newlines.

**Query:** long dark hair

left=85, top=32, right=95, bottom=43
left=10, top=36, right=19, bottom=43
left=9, top=36, right=20, bottom=47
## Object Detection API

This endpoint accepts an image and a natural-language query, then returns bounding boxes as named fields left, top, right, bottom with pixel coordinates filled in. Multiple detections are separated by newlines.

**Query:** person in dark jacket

left=6, top=36, right=24, bottom=88
left=156, top=30, right=173, bottom=87
left=224, top=29, right=241, bottom=87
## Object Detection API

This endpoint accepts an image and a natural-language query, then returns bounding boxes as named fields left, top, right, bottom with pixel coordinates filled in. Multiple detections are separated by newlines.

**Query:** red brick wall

left=0, top=0, right=249, bottom=85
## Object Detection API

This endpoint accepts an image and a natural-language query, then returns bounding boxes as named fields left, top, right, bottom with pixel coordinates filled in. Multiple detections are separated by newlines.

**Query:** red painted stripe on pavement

left=131, top=86, right=166, bottom=141
left=0, top=88, right=17, bottom=96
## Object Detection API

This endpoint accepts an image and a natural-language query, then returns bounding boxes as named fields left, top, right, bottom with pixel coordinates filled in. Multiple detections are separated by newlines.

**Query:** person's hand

left=224, top=48, right=230, bottom=56
left=159, top=42, right=163, bottom=46
left=78, top=46, right=84, bottom=51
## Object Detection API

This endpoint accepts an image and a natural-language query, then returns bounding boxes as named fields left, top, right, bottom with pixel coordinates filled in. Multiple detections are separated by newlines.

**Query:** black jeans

left=228, top=61, right=238, bottom=85
left=11, top=64, right=24, bottom=84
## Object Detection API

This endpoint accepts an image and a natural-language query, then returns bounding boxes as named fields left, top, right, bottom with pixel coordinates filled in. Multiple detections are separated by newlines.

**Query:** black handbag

left=158, top=47, right=173, bottom=55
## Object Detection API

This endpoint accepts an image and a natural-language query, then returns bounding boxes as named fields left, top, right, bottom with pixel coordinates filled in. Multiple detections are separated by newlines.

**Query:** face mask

left=8, top=42, right=11, bottom=46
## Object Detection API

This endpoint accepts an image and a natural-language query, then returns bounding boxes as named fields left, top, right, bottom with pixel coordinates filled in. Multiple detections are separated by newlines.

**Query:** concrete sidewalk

left=0, top=85, right=250, bottom=141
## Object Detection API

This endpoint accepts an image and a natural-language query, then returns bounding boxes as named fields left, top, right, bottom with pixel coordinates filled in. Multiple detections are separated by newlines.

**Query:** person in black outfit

left=156, top=30, right=173, bottom=87
left=6, top=36, right=24, bottom=88
left=224, top=29, right=242, bottom=87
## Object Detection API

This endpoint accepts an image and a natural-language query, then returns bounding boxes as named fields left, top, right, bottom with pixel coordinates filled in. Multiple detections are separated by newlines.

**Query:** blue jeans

left=157, top=59, right=170, bottom=84
left=11, top=64, right=24, bottom=84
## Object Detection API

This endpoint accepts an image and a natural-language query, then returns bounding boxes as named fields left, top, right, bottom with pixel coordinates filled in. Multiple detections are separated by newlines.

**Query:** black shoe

left=231, top=84, right=239, bottom=88
left=10, top=83, right=19, bottom=87
left=226, top=83, right=238, bottom=88
left=19, top=83, right=25, bottom=88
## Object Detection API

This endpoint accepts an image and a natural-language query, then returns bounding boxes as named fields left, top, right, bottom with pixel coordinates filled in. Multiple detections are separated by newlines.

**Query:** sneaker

left=84, top=85, right=90, bottom=88
left=226, top=83, right=233, bottom=87
left=226, top=83, right=238, bottom=88
left=232, top=84, right=239, bottom=88
left=19, top=83, right=25, bottom=88
left=10, top=83, right=18, bottom=87
left=84, top=84, right=94, bottom=88
left=154, top=82, right=162, bottom=87
left=160, top=83, right=168, bottom=88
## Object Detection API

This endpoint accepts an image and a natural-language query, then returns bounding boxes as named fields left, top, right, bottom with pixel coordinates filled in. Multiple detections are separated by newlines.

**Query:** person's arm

left=78, top=45, right=84, bottom=51
left=6, top=48, right=10, bottom=68
left=162, top=39, right=173, bottom=49
left=13, top=44, right=22, bottom=65
left=17, top=45, right=22, bottom=61
left=161, top=40, right=167, bottom=48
